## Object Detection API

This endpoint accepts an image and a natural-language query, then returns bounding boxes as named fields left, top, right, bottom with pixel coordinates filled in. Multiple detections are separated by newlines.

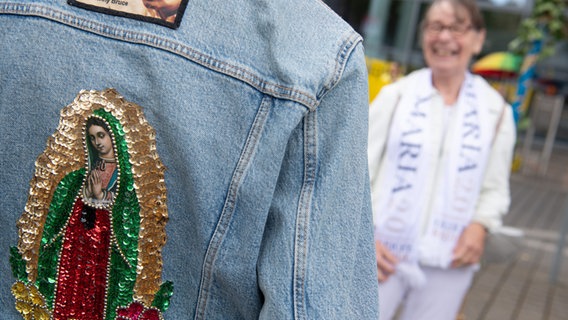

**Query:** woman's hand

left=375, top=240, right=399, bottom=282
left=451, top=222, right=487, bottom=268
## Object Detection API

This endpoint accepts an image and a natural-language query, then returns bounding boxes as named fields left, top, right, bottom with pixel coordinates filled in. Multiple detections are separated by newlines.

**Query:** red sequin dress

left=53, top=162, right=117, bottom=319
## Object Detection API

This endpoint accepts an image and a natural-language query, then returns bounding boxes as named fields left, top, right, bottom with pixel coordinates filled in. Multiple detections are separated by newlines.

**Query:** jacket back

left=0, top=0, right=379, bottom=318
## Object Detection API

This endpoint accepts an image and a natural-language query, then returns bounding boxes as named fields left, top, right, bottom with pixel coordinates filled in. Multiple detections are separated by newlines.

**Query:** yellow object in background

left=366, top=57, right=403, bottom=104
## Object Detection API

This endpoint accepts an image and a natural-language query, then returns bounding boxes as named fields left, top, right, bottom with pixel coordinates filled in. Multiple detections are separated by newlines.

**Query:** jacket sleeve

left=295, top=42, right=380, bottom=319
left=472, top=102, right=517, bottom=231
left=256, top=40, right=379, bottom=319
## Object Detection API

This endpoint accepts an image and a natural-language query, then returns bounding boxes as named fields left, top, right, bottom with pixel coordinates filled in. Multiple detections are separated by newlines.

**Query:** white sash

left=374, top=70, right=492, bottom=285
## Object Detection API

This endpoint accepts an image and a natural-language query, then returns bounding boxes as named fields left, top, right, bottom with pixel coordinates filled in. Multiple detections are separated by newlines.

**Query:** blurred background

left=323, top=1, right=568, bottom=319
left=324, top=0, right=568, bottom=142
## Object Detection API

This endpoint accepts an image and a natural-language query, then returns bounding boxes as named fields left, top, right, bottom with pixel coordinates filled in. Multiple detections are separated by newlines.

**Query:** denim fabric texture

left=0, top=0, right=379, bottom=318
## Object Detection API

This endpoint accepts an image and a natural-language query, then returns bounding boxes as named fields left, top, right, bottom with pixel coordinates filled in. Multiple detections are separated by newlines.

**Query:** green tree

left=509, top=0, right=567, bottom=59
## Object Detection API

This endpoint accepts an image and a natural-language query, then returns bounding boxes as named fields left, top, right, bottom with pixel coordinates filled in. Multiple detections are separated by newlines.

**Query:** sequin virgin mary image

left=10, top=89, right=173, bottom=320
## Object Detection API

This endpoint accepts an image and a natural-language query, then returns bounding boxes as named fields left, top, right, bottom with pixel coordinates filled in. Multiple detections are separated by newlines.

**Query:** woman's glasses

left=424, top=22, right=473, bottom=36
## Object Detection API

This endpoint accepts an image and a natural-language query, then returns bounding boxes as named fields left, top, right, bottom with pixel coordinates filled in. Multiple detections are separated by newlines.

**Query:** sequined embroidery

left=10, top=89, right=172, bottom=319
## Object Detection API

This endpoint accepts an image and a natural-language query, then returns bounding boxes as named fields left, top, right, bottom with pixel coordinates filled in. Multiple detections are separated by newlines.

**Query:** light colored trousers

left=379, top=266, right=476, bottom=320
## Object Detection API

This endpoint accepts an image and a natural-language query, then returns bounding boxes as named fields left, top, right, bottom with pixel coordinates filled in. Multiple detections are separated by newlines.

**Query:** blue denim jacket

left=0, top=0, right=379, bottom=318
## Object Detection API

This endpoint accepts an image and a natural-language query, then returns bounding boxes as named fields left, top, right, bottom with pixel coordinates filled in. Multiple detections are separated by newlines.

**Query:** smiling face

left=422, top=0, right=486, bottom=79
left=88, top=124, right=114, bottom=159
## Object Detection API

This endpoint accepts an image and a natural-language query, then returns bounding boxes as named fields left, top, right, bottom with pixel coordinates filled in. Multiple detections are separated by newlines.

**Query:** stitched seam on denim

left=293, top=111, right=317, bottom=320
left=316, top=30, right=362, bottom=101
left=194, top=96, right=271, bottom=320
left=0, top=2, right=319, bottom=110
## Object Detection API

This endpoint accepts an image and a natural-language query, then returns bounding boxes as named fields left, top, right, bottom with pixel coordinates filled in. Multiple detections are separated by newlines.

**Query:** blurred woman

left=368, top=0, right=516, bottom=319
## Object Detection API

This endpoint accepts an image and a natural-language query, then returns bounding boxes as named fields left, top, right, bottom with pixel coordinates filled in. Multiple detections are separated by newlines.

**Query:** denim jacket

left=0, top=0, right=379, bottom=318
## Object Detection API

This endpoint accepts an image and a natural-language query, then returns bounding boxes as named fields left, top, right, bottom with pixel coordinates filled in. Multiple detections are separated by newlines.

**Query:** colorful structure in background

left=471, top=51, right=534, bottom=125
left=471, top=51, right=522, bottom=79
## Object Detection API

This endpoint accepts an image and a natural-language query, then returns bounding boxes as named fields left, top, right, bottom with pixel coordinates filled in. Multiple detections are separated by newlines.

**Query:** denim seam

left=194, top=96, right=271, bottom=320
left=316, top=30, right=362, bottom=101
left=293, top=110, right=317, bottom=320
left=0, top=2, right=319, bottom=110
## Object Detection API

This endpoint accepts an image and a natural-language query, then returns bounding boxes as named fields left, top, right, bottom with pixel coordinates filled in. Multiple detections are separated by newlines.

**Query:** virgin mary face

left=88, top=125, right=114, bottom=159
